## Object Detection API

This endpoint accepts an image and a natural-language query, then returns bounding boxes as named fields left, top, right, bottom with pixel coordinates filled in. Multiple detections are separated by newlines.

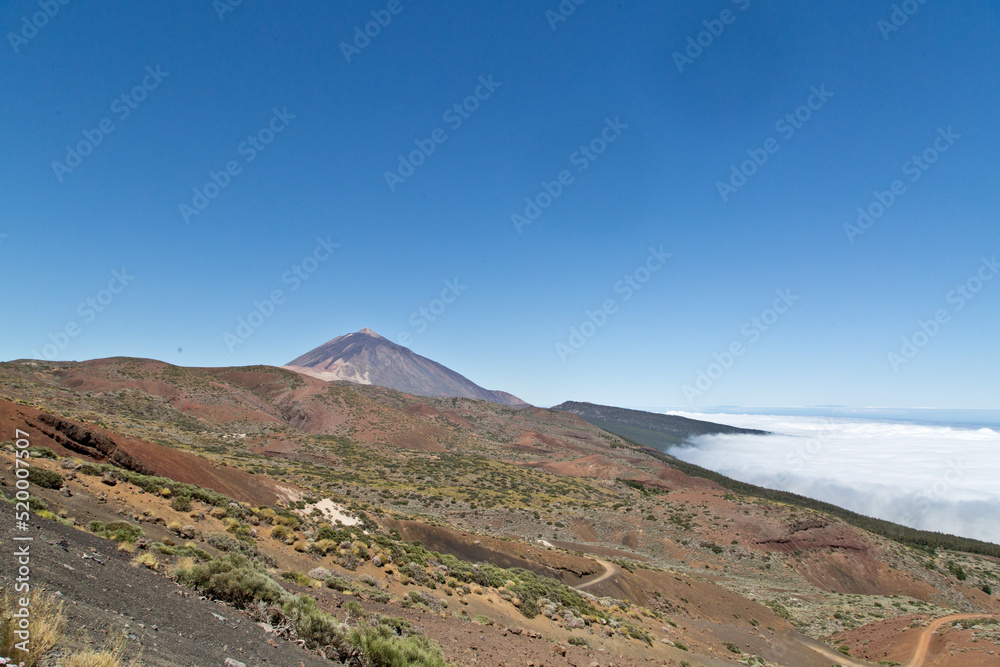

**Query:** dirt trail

left=904, top=613, right=1000, bottom=667
left=575, top=557, right=621, bottom=590
left=792, top=613, right=1000, bottom=667
left=793, top=634, right=876, bottom=667
left=536, top=540, right=622, bottom=591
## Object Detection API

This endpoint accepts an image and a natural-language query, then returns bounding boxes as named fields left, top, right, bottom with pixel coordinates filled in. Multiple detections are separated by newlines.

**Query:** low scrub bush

left=176, top=554, right=285, bottom=608
left=347, top=622, right=449, bottom=667
left=170, top=495, right=192, bottom=512
left=87, top=520, right=142, bottom=543
left=27, top=467, right=63, bottom=489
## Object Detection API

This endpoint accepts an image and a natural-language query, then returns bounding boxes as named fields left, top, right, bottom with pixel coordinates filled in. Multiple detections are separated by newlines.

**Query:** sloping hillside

left=2, top=358, right=999, bottom=666
left=553, top=401, right=768, bottom=446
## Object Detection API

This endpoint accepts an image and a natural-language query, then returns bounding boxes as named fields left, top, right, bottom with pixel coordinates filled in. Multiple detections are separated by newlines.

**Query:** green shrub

left=176, top=554, right=284, bottom=608
left=325, top=576, right=355, bottom=593
left=151, top=542, right=177, bottom=555
left=947, top=562, right=967, bottom=581
left=104, top=521, right=143, bottom=543
left=347, top=623, right=448, bottom=667
left=27, top=446, right=58, bottom=459
left=367, top=590, right=393, bottom=604
left=205, top=532, right=263, bottom=561
left=25, top=495, right=48, bottom=512
left=281, top=571, right=312, bottom=586
left=316, top=523, right=338, bottom=541
left=86, top=520, right=141, bottom=543
left=27, top=467, right=63, bottom=490
left=766, top=601, right=791, bottom=620
left=283, top=594, right=345, bottom=649
left=170, top=495, right=192, bottom=512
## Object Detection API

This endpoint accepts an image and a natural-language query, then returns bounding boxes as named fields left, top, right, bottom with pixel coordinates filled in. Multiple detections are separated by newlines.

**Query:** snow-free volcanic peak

left=283, top=329, right=528, bottom=406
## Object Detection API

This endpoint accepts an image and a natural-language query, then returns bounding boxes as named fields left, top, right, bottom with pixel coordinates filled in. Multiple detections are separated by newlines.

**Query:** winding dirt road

left=793, top=634, right=874, bottom=667
left=903, top=613, right=1000, bottom=667
left=794, top=613, right=1000, bottom=667
left=536, top=540, right=622, bottom=591
left=575, top=557, right=622, bottom=590
left=538, top=540, right=998, bottom=667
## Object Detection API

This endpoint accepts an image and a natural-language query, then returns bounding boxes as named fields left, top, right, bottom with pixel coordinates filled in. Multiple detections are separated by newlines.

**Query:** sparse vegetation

left=1, top=588, right=131, bottom=666
left=87, top=520, right=143, bottom=543
left=26, top=467, right=63, bottom=489
left=175, top=553, right=284, bottom=608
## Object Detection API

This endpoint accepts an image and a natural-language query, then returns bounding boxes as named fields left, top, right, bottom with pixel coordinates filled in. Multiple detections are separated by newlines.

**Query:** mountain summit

left=284, top=329, right=528, bottom=406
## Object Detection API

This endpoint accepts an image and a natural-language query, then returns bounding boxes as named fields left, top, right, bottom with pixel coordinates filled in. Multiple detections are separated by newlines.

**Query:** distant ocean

left=659, top=408, right=1000, bottom=545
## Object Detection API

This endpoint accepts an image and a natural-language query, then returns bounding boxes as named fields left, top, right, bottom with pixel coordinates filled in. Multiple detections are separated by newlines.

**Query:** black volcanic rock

left=284, top=329, right=528, bottom=407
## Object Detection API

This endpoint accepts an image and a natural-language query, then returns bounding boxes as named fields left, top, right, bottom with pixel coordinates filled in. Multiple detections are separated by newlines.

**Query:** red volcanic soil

left=831, top=613, right=1000, bottom=666
left=2, top=399, right=282, bottom=506
left=793, top=548, right=941, bottom=598
left=526, top=453, right=634, bottom=479
left=403, top=402, right=441, bottom=418
left=656, top=464, right=726, bottom=491
left=514, top=431, right=563, bottom=449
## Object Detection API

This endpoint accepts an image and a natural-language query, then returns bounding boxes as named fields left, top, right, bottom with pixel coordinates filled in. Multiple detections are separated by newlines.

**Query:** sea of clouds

left=666, top=412, right=1000, bottom=545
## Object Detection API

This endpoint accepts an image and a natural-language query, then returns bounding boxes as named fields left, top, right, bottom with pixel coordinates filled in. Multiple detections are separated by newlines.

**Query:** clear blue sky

left=3, top=1, right=998, bottom=409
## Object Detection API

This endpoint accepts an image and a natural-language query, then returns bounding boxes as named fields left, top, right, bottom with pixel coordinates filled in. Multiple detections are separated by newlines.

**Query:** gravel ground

left=0, top=509, right=334, bottom=666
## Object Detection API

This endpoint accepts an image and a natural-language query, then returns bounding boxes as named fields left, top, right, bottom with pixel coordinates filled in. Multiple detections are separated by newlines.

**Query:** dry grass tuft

left=1, top=588, right=64, bottom=665
left=131, top=552, right=160, bottom=570
left=62, top=633, right=136, bottom=667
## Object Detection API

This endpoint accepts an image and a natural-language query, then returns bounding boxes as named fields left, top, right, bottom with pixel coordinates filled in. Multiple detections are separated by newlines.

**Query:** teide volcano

left=284, top=328, right=528, bottom=407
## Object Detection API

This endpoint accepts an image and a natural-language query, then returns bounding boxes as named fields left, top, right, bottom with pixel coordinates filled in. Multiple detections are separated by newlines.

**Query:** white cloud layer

left=666, top=412, right=1000, bottom=545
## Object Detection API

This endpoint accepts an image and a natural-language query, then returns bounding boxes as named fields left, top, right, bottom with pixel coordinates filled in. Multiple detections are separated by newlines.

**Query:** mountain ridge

left=552, top=400, right=769, bottom=446
left=283, top=328, right=528, bottom=406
